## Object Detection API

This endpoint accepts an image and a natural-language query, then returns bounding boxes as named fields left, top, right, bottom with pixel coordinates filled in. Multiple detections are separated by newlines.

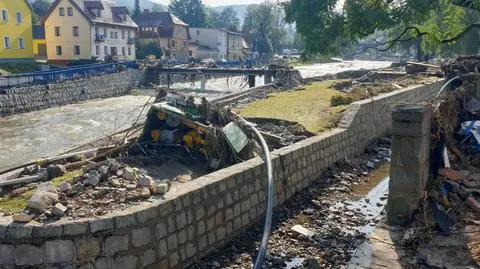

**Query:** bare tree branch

left=355, top=26, right=428, bottom=54
left=440, top=23, right=480, bottom=43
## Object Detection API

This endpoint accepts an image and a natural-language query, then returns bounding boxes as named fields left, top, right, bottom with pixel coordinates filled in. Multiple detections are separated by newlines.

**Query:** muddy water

left=0, top=60, right=391, bottom=170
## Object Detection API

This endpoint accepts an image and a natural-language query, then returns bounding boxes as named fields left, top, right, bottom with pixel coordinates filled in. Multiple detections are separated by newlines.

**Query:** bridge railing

left=0, top=61, right=139, bottom=89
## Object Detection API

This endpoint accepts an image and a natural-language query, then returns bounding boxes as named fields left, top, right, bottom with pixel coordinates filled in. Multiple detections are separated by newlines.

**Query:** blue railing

left=0, top=61, right=138, bottom=89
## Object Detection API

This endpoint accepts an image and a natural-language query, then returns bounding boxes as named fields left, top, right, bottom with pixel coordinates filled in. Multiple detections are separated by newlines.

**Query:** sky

left=151, top=0, right=269, bottom=7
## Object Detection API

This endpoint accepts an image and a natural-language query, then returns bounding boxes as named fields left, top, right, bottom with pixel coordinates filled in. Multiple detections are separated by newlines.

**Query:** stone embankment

left=0, top=80, right=444, bottom=268
left=0, top=69, right=144, bottom=117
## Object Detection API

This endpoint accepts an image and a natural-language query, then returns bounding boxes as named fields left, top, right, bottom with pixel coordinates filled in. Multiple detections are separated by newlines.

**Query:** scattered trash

left=428, top=200, right=455, bottom=234
left=27, top=182, right=59, bottom=212
left=438, top=168, right=468, bottom=181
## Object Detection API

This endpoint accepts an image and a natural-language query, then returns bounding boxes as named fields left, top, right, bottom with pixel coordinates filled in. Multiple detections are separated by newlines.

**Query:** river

left=0, top=60, right=391, bottom=170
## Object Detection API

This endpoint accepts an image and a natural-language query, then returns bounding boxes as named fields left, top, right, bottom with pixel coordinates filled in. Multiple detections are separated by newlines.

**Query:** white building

left=189, top=28, right=227, bottom=60
left=42, top=0, right=138, bottom=64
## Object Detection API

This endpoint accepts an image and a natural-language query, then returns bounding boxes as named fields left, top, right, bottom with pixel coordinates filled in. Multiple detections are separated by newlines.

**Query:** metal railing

left=0, top=61, right=138, bottom=89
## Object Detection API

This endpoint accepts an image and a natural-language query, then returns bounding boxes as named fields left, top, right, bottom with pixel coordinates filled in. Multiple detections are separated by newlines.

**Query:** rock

left=365, top=198, right=370, bottom=203
left=69, top=154, right=84, bottom=162
left=126, top=188, right=151, bottom=200
left=303, top=208, right=315, bottom=215
left=361, top=171, right=369, bottom=176
left=466, top=197, right=480, bottom=213
left=155, top=182, right=169, bottom=195
left=126, top=184, right=137, bottom=190
left=211, top=261, right=221, bottom=268
left=302, top=258, right=322, bottom=269
left=27, top=182, right=59, bottom=212
left=47, top=164, right=67, bottom=180
left=116, top=170, right=124, bottom=177
left=175, top=174, right=192, bottom=183
left=12, top=214, right=33, bottom=223
left=123, top=167, right=137, bottom=181
left=366, top=161, right=375, bottom=169
left=52, top=203, right=67, bottom=216
left=291, top=225, right=315, bottom=239
left=88, top=170, right=100, bottom=178
left=107, top=158, right=121, bottom=173
left=138, top=174, right=154, bottom=188
left=98, top=166, right=109, bottom=179
left=9, top=187, right=29, bottom=197
left=59, top=182, right=72, bottom=193
left=84, top=175, right=100, bottom=187
left=109, top=176, right=121, bottom=187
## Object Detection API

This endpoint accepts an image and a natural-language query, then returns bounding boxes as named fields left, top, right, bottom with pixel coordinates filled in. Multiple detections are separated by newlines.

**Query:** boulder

left=59, top=182, right=72, bottom=193
left=155, top=182, right=170, bottom=195
left=47, top=164, right=67, bottom=180
left=123, top=167, right=137, bottom=182
left=175, top=174, right=192, bottom=183
left=85, top=175, right=100, bottom=187
left=98, top=166, right=109, bottom=179
left=126, top=188, right=151, bottom=200
left=27, top=182, right=59, bottom=212
left=106, top=158, right=121, bottom=173
left=138, top=175, right=154, bottom=188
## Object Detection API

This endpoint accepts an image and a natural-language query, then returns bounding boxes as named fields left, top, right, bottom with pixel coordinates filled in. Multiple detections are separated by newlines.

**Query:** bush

left=330, top=95, right=353, bottom=106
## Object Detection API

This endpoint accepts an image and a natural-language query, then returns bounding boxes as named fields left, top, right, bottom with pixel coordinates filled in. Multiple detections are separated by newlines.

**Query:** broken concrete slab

left=291, top=225, right=315, bottom=238
left=52, top=203, right=67, bottom=217
left=12, top=214, right=33, bottom=223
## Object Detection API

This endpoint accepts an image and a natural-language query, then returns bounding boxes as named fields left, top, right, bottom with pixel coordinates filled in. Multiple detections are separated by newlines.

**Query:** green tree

left=242, top=3, right=287, bottom=56
left=136, top=40, right=163, bottom=59
left=169, top=0, right=207, bottom=27
left=133, top=0, right=140, bottom=18
left=31, top=0, right=50, bottom=24
left=152, top=4, right=166, bottom=12
left=206, top=7, right=240, bottom=31
left=283, top=0, right=480, bottom=57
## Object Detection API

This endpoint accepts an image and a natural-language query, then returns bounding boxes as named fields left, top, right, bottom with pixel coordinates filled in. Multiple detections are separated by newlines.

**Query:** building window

left=18, top=37, right=24, bottom=49
left=127, top=31, right=131, bottom=39
left=122, top=30, right=125, bottom=39
left=73, top=26, right=79, bottom=37
left=122, top=47, right=125, bottom=56
left=3, top=36, right=10, bottom=49
left=104, top=46, right=108, bottom=55
left=96, top=45, right=100, bottom=55
left=128, top=47, right=131, bottom=56
left=114, top=32, right=118, bottom=39
left=96, top=9, right=101, bottom=17
left=74, top=45, right=80, bottom=55
left=56, top=45, right=62, bottom=56
left=103, top=28, right=107, bottom=37
left=197, top=30, right=200, bottom=35
left=110, top=31, right=113, bottom=39
left=171, top=40, right=176, bottom=47
left=184, top=41, right=187, bottom=48
left=55, top=26, right=61, bottom=37
left=16, top=12, right=23, bottom=24
left=59, top=7, right=65, bottom=16
left=1, top=10, right=8, bottom=22
left=67, top=7, right=73, bottom=16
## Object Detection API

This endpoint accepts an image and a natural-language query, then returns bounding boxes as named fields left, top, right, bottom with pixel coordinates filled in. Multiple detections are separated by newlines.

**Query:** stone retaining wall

left=0, top=69, right=144, bottom=117
left=0, top=80, right=444, bottom=269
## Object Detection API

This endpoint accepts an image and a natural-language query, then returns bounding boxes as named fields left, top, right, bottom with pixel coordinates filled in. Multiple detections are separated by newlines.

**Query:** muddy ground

left=188, top=138, right=392, bottom=269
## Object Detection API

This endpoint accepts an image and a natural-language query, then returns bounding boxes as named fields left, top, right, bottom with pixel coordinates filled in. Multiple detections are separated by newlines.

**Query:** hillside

left=213, top=4, right=249, bottom=21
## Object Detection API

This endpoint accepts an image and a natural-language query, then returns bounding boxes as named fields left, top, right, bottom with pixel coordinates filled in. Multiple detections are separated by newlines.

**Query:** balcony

left=95, top=35, right=105, bottom=42
left=127, top=37, right=135, bottom=44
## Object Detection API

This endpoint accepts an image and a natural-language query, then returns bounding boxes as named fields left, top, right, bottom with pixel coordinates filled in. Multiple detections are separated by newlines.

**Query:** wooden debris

left=438, top=168, right=469, bottom=181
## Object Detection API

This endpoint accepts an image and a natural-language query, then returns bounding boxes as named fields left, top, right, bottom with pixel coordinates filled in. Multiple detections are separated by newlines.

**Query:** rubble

left=52, top=203, right=67, bottom=216
left=12, top=214, right=33, bottom=223
left=189, top=138, right=392, bottom=269
left=27, top=183, right=59, bottom=212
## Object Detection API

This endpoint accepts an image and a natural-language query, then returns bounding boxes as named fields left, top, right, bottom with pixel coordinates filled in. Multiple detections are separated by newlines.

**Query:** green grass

left=238, top=80, right=348, bottom=134
left=0, top=63, right=39, bottom=75
left=0, top=169, right=82, bottom=214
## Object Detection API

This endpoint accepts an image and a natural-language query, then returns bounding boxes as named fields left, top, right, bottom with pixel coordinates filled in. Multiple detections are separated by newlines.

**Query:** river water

left=0, top=60, right=391, bottom=170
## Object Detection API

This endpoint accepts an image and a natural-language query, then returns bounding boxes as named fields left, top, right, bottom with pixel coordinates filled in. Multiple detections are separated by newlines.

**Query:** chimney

left=144, top=9, right=149, bottom=13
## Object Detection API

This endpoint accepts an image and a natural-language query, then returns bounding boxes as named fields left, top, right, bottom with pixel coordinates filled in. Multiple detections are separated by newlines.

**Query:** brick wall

left=0, top=69, right=144, bottom=117
left=0, top=80, right=444, bottom=268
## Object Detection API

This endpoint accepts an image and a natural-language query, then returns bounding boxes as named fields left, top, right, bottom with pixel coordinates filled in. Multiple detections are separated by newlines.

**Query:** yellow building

left=0, top=0, right=34, bottom=62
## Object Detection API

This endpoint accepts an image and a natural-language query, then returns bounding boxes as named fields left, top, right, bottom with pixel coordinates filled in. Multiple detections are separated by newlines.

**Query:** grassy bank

left=237, top=81, right=348, bottom=134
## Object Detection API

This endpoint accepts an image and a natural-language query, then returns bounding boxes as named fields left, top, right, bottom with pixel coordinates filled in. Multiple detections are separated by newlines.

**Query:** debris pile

left=190, top=138, right=392, bottom=269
